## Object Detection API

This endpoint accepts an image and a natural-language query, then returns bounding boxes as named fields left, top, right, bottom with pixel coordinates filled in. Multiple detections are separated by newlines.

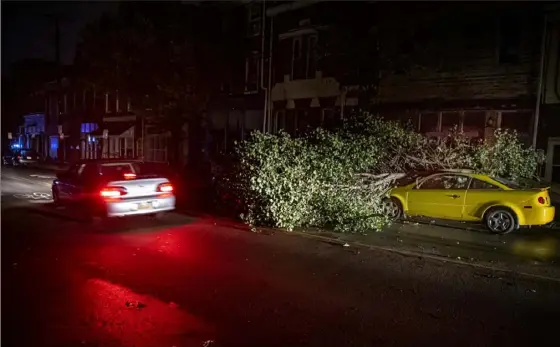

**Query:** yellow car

left=383, top=171, right=555, bottom=234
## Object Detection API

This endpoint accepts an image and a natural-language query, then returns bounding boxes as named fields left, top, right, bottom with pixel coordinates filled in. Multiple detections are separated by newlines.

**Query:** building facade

left=42, top=75, right=170, bottom=163
left=375, top=3, right=543, bottom=142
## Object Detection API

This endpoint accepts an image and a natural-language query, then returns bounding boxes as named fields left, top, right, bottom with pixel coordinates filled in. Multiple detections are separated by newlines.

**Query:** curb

left=170, top=209, right=560, bottom=283
left=284, top=229, right=560, bottom=284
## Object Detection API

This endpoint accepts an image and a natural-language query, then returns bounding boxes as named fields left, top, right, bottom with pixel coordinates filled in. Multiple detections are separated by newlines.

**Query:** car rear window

left=99, top=163, right=136, bottom=180
left=99, top=162, right=171, bottom=180
left=492, top=177, right=521, bottom=189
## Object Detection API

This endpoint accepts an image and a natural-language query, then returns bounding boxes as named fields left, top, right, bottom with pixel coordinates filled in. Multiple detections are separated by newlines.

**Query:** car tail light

left=100, top=187, right=127, bottom=200
left=124, top=173, right=136, bottom=180
left=157, top=182, right=174, bottom=194
left=538, top=196, right=545, bottom=205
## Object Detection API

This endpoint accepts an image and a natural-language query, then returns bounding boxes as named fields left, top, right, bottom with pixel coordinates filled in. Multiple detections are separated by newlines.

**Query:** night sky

left=2, top=1, right=118, bottom=74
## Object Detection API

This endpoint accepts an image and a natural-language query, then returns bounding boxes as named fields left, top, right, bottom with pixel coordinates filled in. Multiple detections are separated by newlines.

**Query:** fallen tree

left=234, top=113, right=545, bottom=233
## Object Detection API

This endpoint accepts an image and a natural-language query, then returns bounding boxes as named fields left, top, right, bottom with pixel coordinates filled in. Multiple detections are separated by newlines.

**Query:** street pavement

left=2, top=166, right=560, bottom=347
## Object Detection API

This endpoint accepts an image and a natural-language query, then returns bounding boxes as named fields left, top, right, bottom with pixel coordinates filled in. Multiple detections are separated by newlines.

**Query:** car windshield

left=491, top=176, right=521, bottom=189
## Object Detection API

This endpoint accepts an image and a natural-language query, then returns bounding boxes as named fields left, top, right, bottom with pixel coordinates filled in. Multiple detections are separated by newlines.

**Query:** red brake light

left=538, top=196, right=545, bottom=204
left=100, top=187, right=127, bottom=200
left=157, top=183, right=174, bottom=193
left=124, top=173, right=136, bottom=180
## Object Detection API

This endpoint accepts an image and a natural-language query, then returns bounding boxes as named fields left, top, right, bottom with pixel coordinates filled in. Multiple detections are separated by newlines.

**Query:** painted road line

left=2, top=174, right=52, bottom=188
left=29, top=174, right=56, bottom=179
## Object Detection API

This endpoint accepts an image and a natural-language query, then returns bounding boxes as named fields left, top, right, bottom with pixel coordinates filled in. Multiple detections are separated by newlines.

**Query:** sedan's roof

left=76, top=159, right=142, bottom=165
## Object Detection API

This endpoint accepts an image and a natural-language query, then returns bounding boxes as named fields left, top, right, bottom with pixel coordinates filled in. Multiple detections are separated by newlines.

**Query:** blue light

left=11, top=143, right=20, bottom=149
left=50, top=137, right=59, bottom=150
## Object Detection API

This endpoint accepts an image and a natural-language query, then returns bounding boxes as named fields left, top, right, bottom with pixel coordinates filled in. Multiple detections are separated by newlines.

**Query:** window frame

left=468, top=178, right=502, bottom=190
left=415, top=173, right=472, bottom=190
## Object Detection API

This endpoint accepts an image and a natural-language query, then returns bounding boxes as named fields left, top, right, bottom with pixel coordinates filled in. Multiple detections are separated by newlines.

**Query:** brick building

left=374, top=2, right=560, bottom=182
left=375, top=3, right=548, bottom=143
left=206, top=0, right=378, bottom=154
left=42, top=74, right=169, bottom=163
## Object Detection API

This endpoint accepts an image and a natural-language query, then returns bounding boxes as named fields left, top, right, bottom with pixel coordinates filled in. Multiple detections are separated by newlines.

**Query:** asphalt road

left=2, top=166, right=560, bottom=347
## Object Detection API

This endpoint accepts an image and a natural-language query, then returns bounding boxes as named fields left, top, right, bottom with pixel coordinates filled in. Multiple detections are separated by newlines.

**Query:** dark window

left=248, top=3, right=261, bottom=21
left=307, top=35, right=318, bottom=79
left=247, top=20, right=261, bottom=37
left=441, top=112, right=462, bottom=133
left=500, top=111, right=532, bottom=134
left=400, top=113, right=420, bottom=131
left=119, top=138, right=126, bottom=157
left=245, top=52, right=259, bottom=92
left=292, top=37, right=306, bottom=80
left=285, top=110, right=297, bottom=136
left=463, top=111, right=487, bottom=137
left=293, top=38, right=302, bottom=60
left=418, top=174, right=470, bottom=190
left=323, top=109, right=338, bottom=130
left=94, top=90, right=105, bottom=110
left=85, top=90, right=94, bottom=112
left=500, top=111, right=532, bottom=146
left=107, top=93, right=116, bottom=113
left=420, top=113, right=439, bottom=133
left=498, top=15, right=522, bottom=64
left=470, top=178, right=501, bottom=190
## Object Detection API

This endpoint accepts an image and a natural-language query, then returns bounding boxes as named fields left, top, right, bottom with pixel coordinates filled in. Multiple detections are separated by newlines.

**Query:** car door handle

left=446, top=194, right=460, bottom=199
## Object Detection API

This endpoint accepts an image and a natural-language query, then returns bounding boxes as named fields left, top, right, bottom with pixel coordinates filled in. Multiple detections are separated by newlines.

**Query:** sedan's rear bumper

left=522, top=206, right=555, bottom=226
left=106, top=196, right=176, bottom=217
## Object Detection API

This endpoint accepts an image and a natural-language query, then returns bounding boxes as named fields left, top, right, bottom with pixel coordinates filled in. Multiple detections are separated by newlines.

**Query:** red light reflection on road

left=81, top=278, right=215, bottom=347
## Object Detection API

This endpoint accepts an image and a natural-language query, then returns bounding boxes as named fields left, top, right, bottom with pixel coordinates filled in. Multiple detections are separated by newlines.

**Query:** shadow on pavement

left=1, top=204, right=197, bottom=234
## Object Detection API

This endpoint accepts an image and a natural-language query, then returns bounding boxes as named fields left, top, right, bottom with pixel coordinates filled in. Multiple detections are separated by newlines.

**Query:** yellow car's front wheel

left=382, top=198, right=403, bottom=221
left=484, top=208, right=518, bottom=234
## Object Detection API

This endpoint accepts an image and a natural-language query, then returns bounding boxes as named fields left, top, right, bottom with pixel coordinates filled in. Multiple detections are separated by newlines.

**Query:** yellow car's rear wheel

left=485, top=208, right=518, bottom=234
left=382, top=197, right=403, bottom=221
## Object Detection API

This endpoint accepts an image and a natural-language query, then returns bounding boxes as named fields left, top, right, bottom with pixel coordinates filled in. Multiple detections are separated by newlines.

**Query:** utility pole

left=46, top=13, right=65, bottom=162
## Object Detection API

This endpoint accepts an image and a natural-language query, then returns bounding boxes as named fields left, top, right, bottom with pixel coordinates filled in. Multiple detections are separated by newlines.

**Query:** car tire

left=484, top=207, right=518, bottom=234
left=382, top=197, right=403, bottom=221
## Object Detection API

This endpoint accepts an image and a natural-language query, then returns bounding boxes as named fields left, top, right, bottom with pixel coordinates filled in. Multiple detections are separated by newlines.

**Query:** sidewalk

left=287, top=218, right=560, bottom=281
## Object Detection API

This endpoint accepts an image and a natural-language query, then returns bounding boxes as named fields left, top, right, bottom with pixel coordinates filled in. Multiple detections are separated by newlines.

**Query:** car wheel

left=485, top=208, right=517, bottom=234
left=382, top=197, right=403, bottom=221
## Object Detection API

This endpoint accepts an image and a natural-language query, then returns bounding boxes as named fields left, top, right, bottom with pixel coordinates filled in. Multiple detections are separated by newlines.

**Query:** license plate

left=138, top=202, right=152, bottom=210
left=26, top=156, right=32, bottom=159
